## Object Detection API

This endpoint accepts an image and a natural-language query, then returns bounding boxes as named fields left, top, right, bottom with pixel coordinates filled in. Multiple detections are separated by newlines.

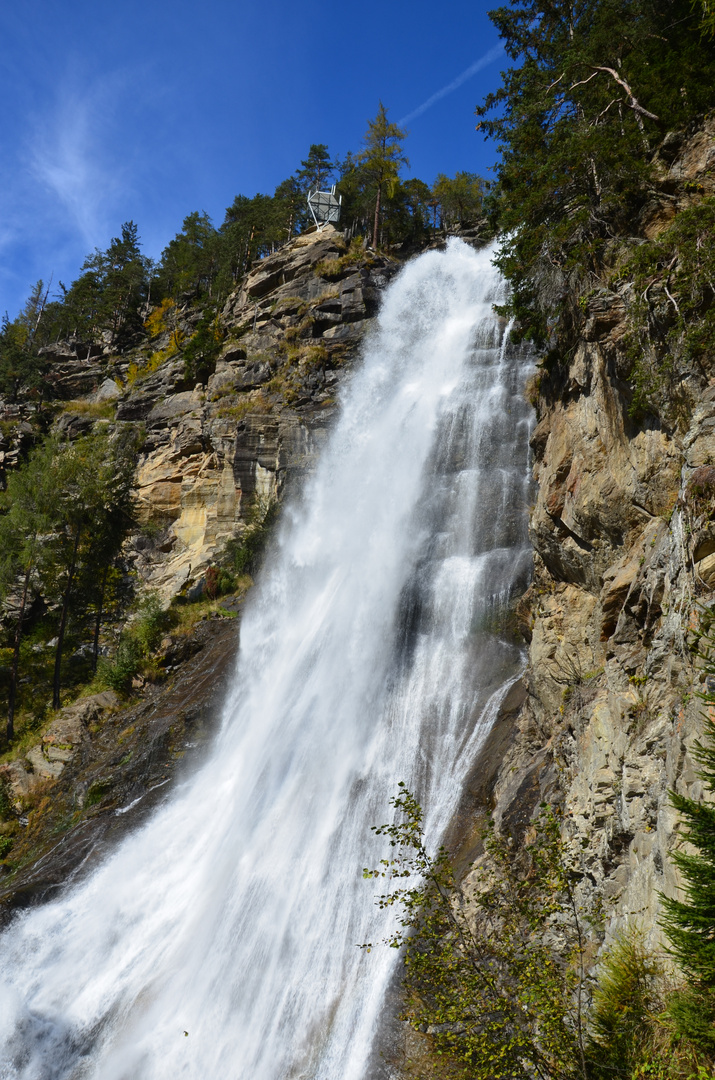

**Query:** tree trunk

left=52, top=525, right=81, bottom=710
left=372, top=182, right=382, bottom=249
left=92, top=563, right=109, bottom=673
left=7, top=561, right=32, bottom=743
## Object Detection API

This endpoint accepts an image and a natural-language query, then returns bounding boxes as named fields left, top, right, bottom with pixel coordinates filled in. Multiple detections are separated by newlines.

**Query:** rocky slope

left=92, top=226, right=401, bottom=599
left=468, top=113, right=715, bottom=946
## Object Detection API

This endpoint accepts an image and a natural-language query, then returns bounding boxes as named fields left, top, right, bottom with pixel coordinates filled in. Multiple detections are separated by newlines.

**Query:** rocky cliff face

left=113, top=227, right=400, bottom=599
left=476, top=114, right=715, bottom=945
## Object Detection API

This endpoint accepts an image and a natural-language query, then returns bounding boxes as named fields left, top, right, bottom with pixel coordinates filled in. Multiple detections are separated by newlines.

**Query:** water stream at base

left=0, top=239, right=533, bottom=1080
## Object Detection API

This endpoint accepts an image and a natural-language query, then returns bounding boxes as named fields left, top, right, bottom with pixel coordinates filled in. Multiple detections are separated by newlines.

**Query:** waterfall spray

left=0, top=239, right=532, bottom=1080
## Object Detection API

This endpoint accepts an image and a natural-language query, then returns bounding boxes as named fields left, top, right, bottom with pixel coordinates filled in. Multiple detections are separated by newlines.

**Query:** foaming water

left=0, top=239, right=533, bottom=1080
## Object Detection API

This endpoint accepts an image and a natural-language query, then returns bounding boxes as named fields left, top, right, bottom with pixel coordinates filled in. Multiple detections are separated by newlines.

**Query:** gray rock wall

left=476, top=115, right=715, bottom=951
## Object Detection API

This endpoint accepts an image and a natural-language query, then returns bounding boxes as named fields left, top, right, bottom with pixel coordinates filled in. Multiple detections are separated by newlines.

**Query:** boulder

left=91, top=378, right=121, bottom=402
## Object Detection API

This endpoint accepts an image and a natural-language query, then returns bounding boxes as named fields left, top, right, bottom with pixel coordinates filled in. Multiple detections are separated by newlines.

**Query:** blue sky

left=0, top=1, right=505, bottom=319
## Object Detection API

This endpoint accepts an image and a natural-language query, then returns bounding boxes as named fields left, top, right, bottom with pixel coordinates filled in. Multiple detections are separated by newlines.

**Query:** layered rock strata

left=115, top=227, right=399, bottom=598
left=474, top=115, right=715, bottom=944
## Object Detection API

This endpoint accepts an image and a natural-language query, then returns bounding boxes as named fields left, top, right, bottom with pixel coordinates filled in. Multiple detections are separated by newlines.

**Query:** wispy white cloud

left=28, top=75, right=131, bottom=248
left=0, top=64, right=160, bottom=313
left=398, top=43, right=504, bottom=127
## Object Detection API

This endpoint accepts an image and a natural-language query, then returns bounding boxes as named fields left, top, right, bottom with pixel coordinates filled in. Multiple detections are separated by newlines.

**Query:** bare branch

left=664, top=284, right=681, bottom=315
left=593, top=98, right=622, bottom=124
left=569, top=70, right=602, bottom=92
left=544, top=72, right=566, bottom=95
left=591, top=67, right=660, bottom=121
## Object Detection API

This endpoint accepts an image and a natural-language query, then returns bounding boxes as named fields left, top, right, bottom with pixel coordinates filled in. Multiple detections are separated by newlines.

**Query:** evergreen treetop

left=478, top=0, right=715, bottom=345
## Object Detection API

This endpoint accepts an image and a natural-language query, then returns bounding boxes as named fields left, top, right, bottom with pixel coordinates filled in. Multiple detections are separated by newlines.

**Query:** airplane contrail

left=398, top=42, right=504, bottom=127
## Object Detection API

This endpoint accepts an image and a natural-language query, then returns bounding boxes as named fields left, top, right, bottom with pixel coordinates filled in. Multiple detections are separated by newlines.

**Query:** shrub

left=99, top=592, right=171, bottom=694
left=363, top=785, right=590, bottom=1080
left=143, top=297, right=176, bottom=339
left=225, top=496, right=278, bottom=577
left=183, top=308, right=224, bottom=384
left=586, top=927, right=663, bottom=1078
left=203, top=565, right=237, bottom=600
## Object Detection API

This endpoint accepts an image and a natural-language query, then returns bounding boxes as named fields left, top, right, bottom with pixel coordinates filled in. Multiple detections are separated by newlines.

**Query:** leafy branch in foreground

left=362, top=784, right=589, bottom=1080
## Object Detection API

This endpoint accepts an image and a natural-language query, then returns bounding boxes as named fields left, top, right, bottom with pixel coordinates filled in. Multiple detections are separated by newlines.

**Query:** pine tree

left=661, top=717, right=715, bottom=1049
left=477, top=0, right=715, bottom=345
left=295, top=144, right=334, bottom=194
left=156, top=212, right=218, bottom=300
left=358, top=104, right=408, bottom=248
left=55, top=222, right=150, bottom=346
left=42, top=430, right=137, bottom=709
left=0, top=430, right=138, bottom=732
left=0, top=438, right=59, bottom=741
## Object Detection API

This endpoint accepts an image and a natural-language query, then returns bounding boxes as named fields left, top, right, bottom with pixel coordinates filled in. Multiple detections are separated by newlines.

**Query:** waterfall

left=0, top=238, right=533, bottom=1080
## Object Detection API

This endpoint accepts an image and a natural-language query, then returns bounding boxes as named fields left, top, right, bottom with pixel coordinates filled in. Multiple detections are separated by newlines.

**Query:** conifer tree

left=43, top=429, right=137, bottom=709
left=56, top=222, right=150, bottom=346
left=0, top=430, right=137, bottom=732
left=661, top=718, right=715, bottom=1048
left=295, top=144, right=334, bottom=194
left=477, top=0, right=715, bottom=344
left=0, top=438, right=59, bottom=741
left=358, top=104, right=408, bottom=248
left=156, top=212, right=218, bottom=299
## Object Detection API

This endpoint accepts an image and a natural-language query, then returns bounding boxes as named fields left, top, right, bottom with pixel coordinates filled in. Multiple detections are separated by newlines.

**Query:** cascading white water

left=0, top=238, right=533, bottom=1080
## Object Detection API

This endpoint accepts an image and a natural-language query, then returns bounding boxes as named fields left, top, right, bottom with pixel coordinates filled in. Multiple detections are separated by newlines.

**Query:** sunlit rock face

left=479, top=115, right=715, bottom=949
left=122, top=228, right=401, bottom=600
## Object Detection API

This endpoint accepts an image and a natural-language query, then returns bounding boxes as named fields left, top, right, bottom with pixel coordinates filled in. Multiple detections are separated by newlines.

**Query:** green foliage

left=204, top=565, right=236, bottom=599
left=296, top=143, right=335, bottom=194
left=183, top=306, right=224, bottom=383
left=587, top=927, right=663, bottom=1078
left=660, top=613, right=715, bottom=1051
left=84, top=778, right=113, bottom=809
left=0, top=777, right=11, bottom=821
left=696, top=0, right=715, bottom=34
left=224, top=495, right=279, bottom=577
left=53, top=221, right=151, bottom=347
left=0, top=427, right=139, bottom=733
left=356, top=103, right=409, bottom=248
left=99, top=592, right=170, bottom=694
left=0, top=294, right=50, bottom=405
left=478, top=0, right=715, bottom=347
left=617, top=198, right=715, bottom=423
left=154, top=211, right=219, bottom=300
left=431, top=172, right=486, bottom=229
left=363, top=785, right=588, bottom=1080
left=661, top=744, right=715, bottom=1046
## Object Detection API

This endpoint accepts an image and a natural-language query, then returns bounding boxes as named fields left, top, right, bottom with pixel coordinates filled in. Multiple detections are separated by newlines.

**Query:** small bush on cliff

left=586, top=927, right=664, bottom=1078
left=224, top=495, right=279, bottom=577
left=183, top=307, right=224, bottom=384
left=99, top=592, right=171, bottom=694
left=363, top=785, right=589, bottom=1080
